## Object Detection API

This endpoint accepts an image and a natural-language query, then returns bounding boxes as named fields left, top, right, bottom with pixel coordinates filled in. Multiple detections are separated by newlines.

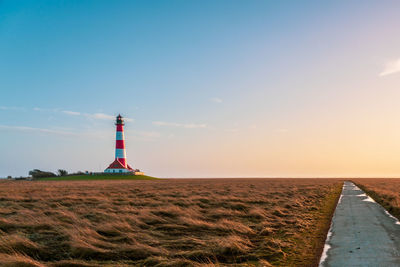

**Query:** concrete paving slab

left=320, top=181, right=400, bottom=267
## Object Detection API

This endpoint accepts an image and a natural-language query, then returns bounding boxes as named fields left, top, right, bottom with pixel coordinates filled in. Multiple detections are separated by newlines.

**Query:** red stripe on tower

left=115, top=140, right=125, bottom=149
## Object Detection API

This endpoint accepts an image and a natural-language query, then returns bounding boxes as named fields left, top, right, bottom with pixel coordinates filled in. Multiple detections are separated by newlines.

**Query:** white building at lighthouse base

left=104, top=158, right=144, bottom=175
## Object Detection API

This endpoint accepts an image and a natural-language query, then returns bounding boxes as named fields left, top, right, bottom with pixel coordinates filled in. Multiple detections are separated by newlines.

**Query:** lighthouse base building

left=104, top=114, right=144, bottom=175
left=104, top=159, right=139, bottom=174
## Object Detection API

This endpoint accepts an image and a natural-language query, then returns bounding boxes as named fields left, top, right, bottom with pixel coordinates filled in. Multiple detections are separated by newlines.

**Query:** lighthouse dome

left=116, top=114, right=124, bottom=125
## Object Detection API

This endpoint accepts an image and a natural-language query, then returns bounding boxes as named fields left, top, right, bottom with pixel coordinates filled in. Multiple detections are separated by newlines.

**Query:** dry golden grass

left=0, top=178, right=342, bottom=266
left=353, top=178, right=400, bottom=220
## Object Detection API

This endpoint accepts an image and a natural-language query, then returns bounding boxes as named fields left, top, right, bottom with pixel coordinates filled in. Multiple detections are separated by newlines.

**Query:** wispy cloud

left=129, top=130, right=161, bottom=139
left=33, top=107, right=60, bottom=112
left=210, top=97, right=222, bottom=103
left=86, top=113, right=115, bottom=120
left=62, top=110, right=81, bottom=116
left=379, top=58, right=400, bottom=77
left=61, top=110, right=134, bottom=122
left=14, top=107, right=134, bottom=122
left=0, top=106, right=25, bottom=111
left=0, top=125, right=79, bottom=136
left=87, top=112, right=134, bottom=122
left=0, top=125, right=119, bottom=140
left=153, top=121, right=207, bottom=129
left=153, top=121, right=181, bottom=127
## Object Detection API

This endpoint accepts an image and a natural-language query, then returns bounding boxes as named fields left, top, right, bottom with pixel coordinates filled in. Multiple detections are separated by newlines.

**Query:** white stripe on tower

left=115, top=149, right=126, bottom=159
left=116, top=131, right=124, bottom=140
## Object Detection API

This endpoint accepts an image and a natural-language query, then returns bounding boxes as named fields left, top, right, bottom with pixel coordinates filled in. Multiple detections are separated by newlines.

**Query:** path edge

left=352, top=181, right=400, bottom=225
left=317, top=181, right=345, bottom=266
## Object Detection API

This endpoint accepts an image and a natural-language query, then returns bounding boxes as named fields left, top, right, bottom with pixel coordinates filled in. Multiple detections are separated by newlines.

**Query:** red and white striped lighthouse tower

left=115, top=114, right=127, bottom=167
left=104, top=114, right=143, bottom=174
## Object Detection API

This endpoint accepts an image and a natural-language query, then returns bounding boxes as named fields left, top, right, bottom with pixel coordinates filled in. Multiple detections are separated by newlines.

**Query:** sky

left=1, top=1, right=400, bottom=178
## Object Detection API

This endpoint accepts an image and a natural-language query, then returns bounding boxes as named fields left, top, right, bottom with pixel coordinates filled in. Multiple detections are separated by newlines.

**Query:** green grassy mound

left=37, top=174, right=158, bottom=181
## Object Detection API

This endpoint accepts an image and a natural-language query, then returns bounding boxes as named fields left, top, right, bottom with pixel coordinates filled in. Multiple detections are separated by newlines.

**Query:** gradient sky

left=1, top=1, right=400, bottom=178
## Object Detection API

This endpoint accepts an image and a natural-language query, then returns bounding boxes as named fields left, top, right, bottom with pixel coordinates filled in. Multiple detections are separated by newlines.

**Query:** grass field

left=37, top=174, right=158, bottom=181
left=353, top=178, right=400, bottom=220
left=0, top=178, right=342, bottom=266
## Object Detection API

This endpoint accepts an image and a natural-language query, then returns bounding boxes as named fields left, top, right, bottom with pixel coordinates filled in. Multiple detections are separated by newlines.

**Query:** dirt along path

left=319, top=181, right=400, bottom=267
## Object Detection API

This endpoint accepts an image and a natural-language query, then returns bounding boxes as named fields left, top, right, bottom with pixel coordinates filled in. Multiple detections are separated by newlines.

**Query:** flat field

left=0, top=179, right=342, bottom=267
left=353, top=178, right=400, bottom=220
left=37, top=174, right=158, bottom=181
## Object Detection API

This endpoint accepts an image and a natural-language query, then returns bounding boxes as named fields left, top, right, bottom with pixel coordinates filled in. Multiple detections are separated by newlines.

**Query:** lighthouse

left=104, top=114, right=143, bottom=174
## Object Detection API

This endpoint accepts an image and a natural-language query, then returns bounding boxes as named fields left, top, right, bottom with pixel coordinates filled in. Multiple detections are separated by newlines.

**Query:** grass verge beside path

left=284, top=181, right=343, bottom=266
left=37, top=174, right=158, bottom=181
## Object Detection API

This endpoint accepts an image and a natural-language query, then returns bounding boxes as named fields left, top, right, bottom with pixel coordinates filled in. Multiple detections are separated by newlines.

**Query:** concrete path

left=320, top=181, right=400, bottom=267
